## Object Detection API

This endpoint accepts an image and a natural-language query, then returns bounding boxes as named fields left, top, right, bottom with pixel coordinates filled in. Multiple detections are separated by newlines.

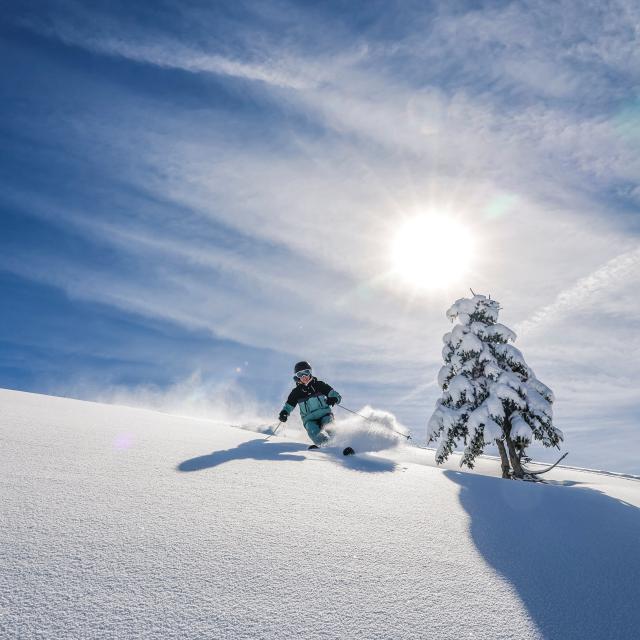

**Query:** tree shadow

left=445, top=470, right=640, bottom=640
left=177, top=439, right=307, bottom=472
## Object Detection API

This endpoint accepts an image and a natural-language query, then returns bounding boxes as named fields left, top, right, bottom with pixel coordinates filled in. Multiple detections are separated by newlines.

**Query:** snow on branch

left=427, top=293, right=563, bottom=472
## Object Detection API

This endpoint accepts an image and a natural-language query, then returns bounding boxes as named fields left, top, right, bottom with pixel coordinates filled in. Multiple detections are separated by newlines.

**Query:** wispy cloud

left=15, top=0, right=367, bottom=91
left=2, top=0, right=640, bottom=470
left=516, top=245, right=640, bottom=335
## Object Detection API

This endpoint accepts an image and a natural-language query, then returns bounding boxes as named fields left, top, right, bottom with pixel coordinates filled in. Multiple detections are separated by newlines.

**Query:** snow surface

left=1, top=389, right=639, bottom=640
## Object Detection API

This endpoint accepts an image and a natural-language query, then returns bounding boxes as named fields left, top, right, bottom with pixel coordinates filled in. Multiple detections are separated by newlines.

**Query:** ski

left=522, top=452, right=569, bottom=476
left=307, top=444, right=355, bottom=456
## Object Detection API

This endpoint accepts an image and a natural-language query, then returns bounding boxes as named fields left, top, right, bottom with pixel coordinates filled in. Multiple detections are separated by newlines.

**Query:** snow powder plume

left=94, top=371, right=272, bottom=431
left=330, top=406, right=410, bottom=453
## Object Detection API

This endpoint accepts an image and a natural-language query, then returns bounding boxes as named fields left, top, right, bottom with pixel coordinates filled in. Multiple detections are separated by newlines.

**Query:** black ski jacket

left=281, top=377, right=341, bottom=425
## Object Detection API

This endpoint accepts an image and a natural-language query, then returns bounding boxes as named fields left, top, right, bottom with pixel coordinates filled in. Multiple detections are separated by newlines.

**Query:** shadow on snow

left=177, top=438, right=396, bottom=474
left=445, top=470, right=640, bottom=640
left=334, top=451, right=397, bottom=474
left=177, top=439, right=307, bottom=472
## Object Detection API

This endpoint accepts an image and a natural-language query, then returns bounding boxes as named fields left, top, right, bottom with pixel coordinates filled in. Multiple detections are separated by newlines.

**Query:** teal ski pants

left=304, top=413, right=334, bottom=446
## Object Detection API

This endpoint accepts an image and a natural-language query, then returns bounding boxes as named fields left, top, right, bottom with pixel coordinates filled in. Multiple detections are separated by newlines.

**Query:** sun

left=391, top=215, right=474, bottom=289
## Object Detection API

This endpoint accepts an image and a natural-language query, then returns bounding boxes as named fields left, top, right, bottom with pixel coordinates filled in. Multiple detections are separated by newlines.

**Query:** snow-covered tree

left=426, top=294, right=563, bottom=479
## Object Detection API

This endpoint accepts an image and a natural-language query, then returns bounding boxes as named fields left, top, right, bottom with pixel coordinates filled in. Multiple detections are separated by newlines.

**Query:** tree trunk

left=506, top=435, right=525, bottom=479
left=496, top=439, right=511, bottom=479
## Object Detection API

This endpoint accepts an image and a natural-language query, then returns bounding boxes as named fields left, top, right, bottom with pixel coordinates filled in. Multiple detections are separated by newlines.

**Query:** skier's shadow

left=445, top=470, right=640, bottom=639
left=177, top=439, right=307, bottom=472
left=177, top=439, right=397, bottom=474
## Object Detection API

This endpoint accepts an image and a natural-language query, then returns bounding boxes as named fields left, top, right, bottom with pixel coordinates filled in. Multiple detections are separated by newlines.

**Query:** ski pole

left=264, top=421, right=283, bottom=441
left=337, top=405, right=411, bottom=440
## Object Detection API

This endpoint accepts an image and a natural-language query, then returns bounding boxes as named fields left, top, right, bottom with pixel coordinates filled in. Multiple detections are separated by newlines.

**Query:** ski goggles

left=294, top=369, right=312, bottom=380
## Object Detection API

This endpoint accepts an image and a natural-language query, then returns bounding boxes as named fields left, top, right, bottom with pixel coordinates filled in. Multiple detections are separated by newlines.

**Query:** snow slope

left=1, top=388, right=638, bottom=640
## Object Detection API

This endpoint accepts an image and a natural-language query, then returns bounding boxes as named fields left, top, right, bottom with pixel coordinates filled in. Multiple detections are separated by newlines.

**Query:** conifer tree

left=426, top=294, right=563, bottom=478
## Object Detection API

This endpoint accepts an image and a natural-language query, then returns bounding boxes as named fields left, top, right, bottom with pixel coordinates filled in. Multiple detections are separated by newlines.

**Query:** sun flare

left=391, top=215, right=474, bottom=289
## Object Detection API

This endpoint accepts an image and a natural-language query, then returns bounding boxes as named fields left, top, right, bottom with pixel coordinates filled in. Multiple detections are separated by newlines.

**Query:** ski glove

left=326, top=396, right=338, bottom=407
left=278, top=410, right=289, bottom=422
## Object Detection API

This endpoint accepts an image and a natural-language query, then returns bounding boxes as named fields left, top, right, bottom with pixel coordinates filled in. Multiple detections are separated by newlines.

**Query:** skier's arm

left=279, top=389, right=299, bottom=421
left=317, top=381, right=341, bottom=406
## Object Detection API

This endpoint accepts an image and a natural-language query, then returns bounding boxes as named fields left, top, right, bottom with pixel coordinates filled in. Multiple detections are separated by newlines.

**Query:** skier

left=278, top=361, right=342, bottom=450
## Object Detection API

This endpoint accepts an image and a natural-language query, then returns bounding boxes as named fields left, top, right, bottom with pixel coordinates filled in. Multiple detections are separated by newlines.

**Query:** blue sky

left=1, top=0, right=639, bottom=472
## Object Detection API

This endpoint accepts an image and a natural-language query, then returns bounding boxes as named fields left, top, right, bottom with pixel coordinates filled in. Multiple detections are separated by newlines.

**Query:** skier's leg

left=304, top=419, right=331, bottom=446
left=319, top=412, right=334, bottom=436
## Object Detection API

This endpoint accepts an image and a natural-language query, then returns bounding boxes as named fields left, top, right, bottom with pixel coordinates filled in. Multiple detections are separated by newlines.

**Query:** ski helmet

left=294, top=361, right=312, bottom=374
